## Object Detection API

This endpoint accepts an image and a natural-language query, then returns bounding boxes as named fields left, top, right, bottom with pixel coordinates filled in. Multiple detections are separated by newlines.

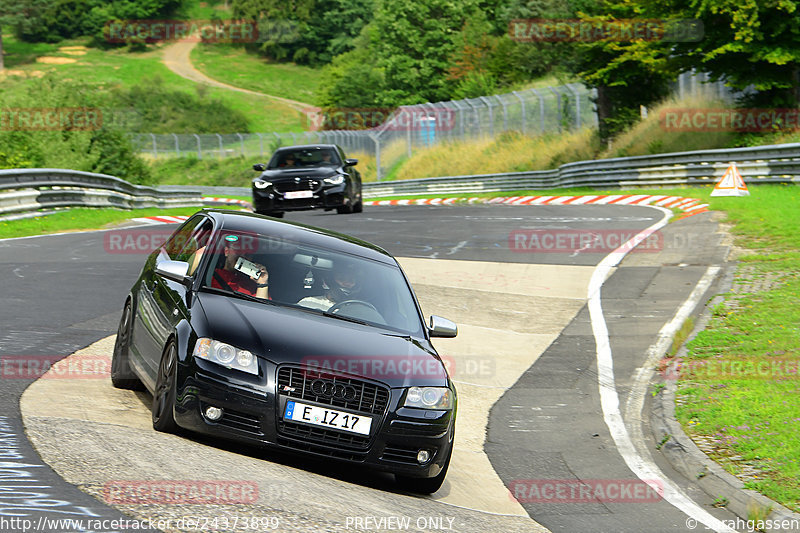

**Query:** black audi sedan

left=251, top=144, right=363, bottom=218
left=111, top=210, right=457, bottom=493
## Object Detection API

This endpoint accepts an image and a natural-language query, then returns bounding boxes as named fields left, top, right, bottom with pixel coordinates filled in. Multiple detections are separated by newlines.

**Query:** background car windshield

left=267, top=148, right=340, bottom=169
left=200, top=231, right=423, bottom=336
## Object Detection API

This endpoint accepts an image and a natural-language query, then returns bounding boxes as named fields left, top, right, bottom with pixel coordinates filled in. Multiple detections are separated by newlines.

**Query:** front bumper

left=173, top=359, right=455, bottom=478
left=252, top=184, right=347, bottom=213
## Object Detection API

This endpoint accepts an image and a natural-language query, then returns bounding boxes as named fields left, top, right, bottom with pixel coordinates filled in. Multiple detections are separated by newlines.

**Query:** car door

left=132, top=216, right=210, bottom=389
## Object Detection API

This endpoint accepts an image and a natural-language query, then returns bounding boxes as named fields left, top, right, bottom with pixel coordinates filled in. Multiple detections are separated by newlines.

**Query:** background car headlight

left=403, top=387, right=453, bottom=409
left=323, top=174, right=345, bottom=185
left=254, top=180, right=271, bottom=189
left=193, top=338, right=259, bottom=375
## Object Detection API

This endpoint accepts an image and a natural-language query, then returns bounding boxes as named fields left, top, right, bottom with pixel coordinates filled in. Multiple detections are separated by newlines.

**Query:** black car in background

left=252, top=144, right=363, bottom=218
left=111, top=210, right=458, bottom=493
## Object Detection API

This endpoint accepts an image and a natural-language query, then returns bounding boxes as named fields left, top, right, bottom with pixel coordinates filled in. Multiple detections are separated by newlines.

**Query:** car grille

left=279, top=420, right=371, bottom=449
left=276, top=366, right=390, bottom=416
left=381, top=444, right=426, bottom=465
left=209, top=406, right=262, bottom=435
left=274, top=179, right=322, bottom=193
left=276, top=365, right=390, bottom=453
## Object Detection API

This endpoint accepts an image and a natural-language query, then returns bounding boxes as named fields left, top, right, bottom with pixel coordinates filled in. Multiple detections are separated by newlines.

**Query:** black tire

left=395, top=446, right=452, bottom=494
left=111, top=302, right=142, bottom=390
left=152, top=342, right=178, bottom=433
left=352, top=199, right=363, bottom=213
left=271, top=212, right=285, bottom=218
left=336, top=204, right=353, bottom=214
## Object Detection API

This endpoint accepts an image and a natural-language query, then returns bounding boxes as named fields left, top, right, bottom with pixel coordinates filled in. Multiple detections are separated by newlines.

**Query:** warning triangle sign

left=711, top=163, right=749, bottom=197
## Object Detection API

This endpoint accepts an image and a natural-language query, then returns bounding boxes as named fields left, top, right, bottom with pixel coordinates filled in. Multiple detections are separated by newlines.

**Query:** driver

left=211, top=238, right=270, bottom=299
left=296, top=262, right=362, bottom=311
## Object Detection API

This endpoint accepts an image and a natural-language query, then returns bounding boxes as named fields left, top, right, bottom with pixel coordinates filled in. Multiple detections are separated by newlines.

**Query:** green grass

left=673, top=185, right=800, bottom=512
left=190, top=43, right=321, bottom=105
left=1, top=35, right=304, bottom=133
left=0, top=207, right=205, bottom=239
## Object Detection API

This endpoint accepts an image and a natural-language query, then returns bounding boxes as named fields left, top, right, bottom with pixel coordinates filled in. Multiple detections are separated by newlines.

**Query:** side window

left=163, top=216, right=211, bottom=263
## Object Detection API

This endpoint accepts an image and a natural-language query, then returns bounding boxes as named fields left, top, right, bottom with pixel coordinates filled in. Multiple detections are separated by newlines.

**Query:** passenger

left=211, top=239, right=270, bottom=299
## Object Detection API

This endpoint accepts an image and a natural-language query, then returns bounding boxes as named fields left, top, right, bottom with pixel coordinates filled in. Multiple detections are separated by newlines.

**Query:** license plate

left=284, top=400, right=371, bottom=436
left=284, top=190, right=313, bottom=199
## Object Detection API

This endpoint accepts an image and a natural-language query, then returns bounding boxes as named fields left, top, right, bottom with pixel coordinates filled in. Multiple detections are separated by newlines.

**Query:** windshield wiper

left=201, top=286, right=274, bottom=305
left=322, top=311, right=371, bottom=326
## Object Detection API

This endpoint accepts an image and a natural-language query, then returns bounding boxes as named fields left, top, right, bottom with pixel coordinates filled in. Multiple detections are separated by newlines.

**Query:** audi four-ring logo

left=310, top=379, right=358, bottom=401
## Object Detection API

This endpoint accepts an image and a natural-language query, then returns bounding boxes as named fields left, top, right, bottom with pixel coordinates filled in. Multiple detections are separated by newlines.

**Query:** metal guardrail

left=362, top=142, right=800, bottom=197
left=0, top=169, right=203, bottom=217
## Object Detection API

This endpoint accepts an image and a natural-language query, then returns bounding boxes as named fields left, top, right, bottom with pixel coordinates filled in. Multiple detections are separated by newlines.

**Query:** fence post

left=257, top=133, right=264, bottom=157
left=549, top=87, right=562, bottom=133
left=193, top=134, right=201, bottom=159
left=565, top=84, right=581, bottom=129
left=216, top=134, right=223, bottom=158
left=151, top=134, right=157, bottom=158
left=237, top=133, right=245, bottom=157
left=513, top=91, right=526, bottom=135
left=370, top=134, right=383, bottom=181
left=172, top=133, right=180, bottom=156
left=497, top=95, right=508, bottom=132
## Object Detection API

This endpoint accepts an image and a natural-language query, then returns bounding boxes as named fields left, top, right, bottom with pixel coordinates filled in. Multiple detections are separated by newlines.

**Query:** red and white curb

left=202, top=196, right=253, bottom=209
left=132, top=194, right=709, bottom=225
left=364, top=194, right=709, bottom=217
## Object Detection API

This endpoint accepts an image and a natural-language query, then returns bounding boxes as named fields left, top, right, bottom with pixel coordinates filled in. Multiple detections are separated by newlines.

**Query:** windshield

left=199, top=230, right=424, bottom=336
left=267, top=148, right=340, bottom=169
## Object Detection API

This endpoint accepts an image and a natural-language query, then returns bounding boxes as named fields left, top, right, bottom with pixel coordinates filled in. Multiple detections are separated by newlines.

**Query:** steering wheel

left=327, top=300, right=386, bottom=323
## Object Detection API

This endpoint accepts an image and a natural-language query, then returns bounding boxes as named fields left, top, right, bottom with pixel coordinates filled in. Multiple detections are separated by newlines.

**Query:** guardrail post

left=513, top=91, right=526, bottom=135
left=193, top=134, right=201, bottom=159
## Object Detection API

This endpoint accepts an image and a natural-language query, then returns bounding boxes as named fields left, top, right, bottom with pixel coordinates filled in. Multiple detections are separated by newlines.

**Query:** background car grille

left=277, top=366, right=390, bottom=416
left=274, top=179, right=321, bottom=193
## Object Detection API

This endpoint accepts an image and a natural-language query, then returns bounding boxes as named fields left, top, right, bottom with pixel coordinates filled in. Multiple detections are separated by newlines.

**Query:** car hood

left=256, top=167, right=340, bottom=181
left=195, top=291, right=448, bottom=388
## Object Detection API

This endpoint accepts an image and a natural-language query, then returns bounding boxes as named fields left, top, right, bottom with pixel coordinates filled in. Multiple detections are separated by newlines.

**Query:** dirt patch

left=60, top=50, right=87, bottom=56
left=59, top=46, right=88, bottom=51
left=0, top=69, right=46, bottom=78
left=36, top=56, right=78, bottom=64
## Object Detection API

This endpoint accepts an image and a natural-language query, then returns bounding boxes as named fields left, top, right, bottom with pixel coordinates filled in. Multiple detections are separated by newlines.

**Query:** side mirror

left=429, top=315, right=457, bottom=338
left=155, top=260, right=191, bottom=286
left=253, top=163, right=267, bottom=172
left=344, top=158, right=358, bottom=167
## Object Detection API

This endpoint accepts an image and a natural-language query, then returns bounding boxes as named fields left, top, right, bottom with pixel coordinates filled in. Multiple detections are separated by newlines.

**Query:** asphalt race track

left=1, top=204, right=742, bottom=532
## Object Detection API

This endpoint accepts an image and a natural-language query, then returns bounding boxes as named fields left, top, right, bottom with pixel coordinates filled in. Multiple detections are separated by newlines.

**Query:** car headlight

left=323, top=174, right=345, bottom=185
left=403, top=387, right=453, bottom=409
left=253, top=180, right=271, bottom=189
left=193, top=338, right=258, bottom=375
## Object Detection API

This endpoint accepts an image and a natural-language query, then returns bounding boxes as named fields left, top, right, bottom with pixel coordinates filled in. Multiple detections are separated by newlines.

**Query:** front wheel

left=395, top=446, right=452, bottom=494
left=336, top=203, right=353, bottom=214
left=111, top=301, right=141, bottom=390
left=152, top=342, right=178, bottom=433
left=352, top=199, right=363, bottom=213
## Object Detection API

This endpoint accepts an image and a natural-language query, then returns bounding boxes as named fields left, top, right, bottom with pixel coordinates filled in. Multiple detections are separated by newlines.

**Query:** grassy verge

left=0, top=207, right=204, bottom=240
left=672, top=185, right=800, bottom=512
left=190, top=43, right=320, bottom=105
left=0, top=34, right=304, bottom=133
